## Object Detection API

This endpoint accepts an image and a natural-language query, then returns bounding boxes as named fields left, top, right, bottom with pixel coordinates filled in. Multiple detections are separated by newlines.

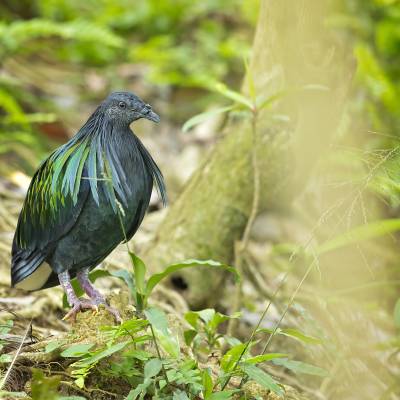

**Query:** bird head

left=102, top=91, right=160, bottom=125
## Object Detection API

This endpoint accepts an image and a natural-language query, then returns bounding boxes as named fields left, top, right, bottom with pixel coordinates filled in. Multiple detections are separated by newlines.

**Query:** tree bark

left=143, top=0, right=353, bottom=308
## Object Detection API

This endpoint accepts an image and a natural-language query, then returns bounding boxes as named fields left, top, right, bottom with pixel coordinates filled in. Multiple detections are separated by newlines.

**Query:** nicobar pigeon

left=11, top=92, right=166, bottom=322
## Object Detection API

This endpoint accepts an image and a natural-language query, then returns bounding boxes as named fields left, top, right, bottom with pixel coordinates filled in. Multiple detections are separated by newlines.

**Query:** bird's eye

left=118, top=101, right=126, bottom=109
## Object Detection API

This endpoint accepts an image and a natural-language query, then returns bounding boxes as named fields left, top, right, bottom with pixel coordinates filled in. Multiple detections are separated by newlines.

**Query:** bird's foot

left=90, top=297, right=122, bottom=324
left=62, top=298, right=99, bottom=323
left=63, top=297, right=122, bottom=323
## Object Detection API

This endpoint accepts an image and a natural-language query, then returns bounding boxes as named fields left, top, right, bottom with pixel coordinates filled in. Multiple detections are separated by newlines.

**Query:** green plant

left=184, top=309, right=240, bottom=355
left=112, top=254, right=239, bottom=313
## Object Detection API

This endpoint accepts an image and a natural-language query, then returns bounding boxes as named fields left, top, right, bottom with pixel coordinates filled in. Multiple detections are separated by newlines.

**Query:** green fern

left=0, top=19, right=124, bottom=52
left=0, top=88, right=28, bottom=125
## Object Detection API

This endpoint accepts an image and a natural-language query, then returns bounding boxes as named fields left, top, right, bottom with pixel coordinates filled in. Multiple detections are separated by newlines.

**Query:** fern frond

left=0, top=19, right=124, bottom=51
left=0, top=88, right=28, bottom=125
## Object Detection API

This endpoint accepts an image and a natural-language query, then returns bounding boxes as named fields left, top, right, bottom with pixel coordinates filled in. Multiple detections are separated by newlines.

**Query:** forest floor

left=0, top=93, right=399, bottom=400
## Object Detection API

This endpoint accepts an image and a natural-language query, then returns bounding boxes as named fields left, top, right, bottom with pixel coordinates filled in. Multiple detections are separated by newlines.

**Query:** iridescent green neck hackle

left=17, top=102, right=166, bottom=249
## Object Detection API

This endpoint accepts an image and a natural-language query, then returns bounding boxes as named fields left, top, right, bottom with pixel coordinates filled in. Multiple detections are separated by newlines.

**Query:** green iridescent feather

left=17, top=136, right=117, bottom=248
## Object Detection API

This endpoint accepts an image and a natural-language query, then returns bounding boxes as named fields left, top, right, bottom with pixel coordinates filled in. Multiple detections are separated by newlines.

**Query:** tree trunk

left=143, top=0, right=353, bottom=308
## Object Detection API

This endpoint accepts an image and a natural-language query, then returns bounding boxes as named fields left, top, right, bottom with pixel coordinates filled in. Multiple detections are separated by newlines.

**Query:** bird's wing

left=123, top=135, right=167, bottom=241
left=11, top=142, right=91, bottom=289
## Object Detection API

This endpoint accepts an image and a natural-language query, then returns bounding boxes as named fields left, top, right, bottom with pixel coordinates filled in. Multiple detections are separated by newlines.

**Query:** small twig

left=220, top=266, right=289, bottom=391
left=149, top=325, right=169, bottom=385
left=231, top=253, right=318, bottom=390
left=261, top=258, right=317, bottom=356
left=0, top=319, right=32, bottom=390
left=60, top=380, right=119, bottom=397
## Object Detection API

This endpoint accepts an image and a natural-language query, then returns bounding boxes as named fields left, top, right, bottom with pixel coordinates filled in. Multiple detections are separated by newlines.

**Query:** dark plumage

left=11, top=91, right=166, bottom=322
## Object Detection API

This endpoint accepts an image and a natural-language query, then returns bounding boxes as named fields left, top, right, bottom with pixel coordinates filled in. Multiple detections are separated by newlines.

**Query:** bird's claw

left=62, top=298, right=98, bottom=322
left=90, top=297, right=122, bottom=324
left=102, top=303, right=123, bottom=324
left=63, top=297, right=122, bottom=324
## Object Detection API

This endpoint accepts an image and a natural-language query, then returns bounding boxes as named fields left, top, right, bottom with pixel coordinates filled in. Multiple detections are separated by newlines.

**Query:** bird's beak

left=143, top=109, right=160, bottom=123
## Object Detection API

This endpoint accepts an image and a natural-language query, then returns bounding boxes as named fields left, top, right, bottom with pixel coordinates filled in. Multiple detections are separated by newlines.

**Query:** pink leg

left=76, top=268, right=122, bottom=323
left=58, top=271, right=98, bottom=322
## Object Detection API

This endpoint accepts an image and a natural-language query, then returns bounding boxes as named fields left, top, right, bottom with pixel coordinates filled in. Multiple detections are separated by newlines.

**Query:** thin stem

left=242, top=111, right=260, bottom=250
left=0, top=319, right=32, bottom=390
left=149, top=324, right=170, bottom=385
left=261, top=258, right=316, bottom=355
left=226, top=108, right=260, bottom=340
left=222, top=108, right=261, bottom=390
left=220, top=273, right=283, bottom=391
left=238, top=258, right=318, bottom=388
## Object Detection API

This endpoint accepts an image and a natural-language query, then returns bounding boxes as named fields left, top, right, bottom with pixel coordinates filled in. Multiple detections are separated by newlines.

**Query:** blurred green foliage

left=333, top=0, right=400, bottom=137
left=0, top=0, right=257, bottom=172
left=1, top=0, right=400, bottom=189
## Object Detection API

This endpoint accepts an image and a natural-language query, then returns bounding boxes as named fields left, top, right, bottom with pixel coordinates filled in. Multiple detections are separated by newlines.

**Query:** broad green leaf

left=198, top=309, right=216, bottom=324
left=279, top=328, right=322, bottom=345
left=173, top=390, right=190, bottom=400
left=220, top=343, right=248, bottom=372
left=130, top=252, right=146, bottom=294
left=59, top=397, right=87, bottom=400
left=318, top=219, right=400, bottom=254
left=144, top=358, right=162, bottom=379
left=145, top=307, right=180, bottom=358
left=157, top=331, right=180, bottom=359
left=184, top=329, right=197, bottom=346
left=225, top=337, right=242, bottom=347
left=125, top=381, right=151, bottom=400
left=184, top=311, right=200, bottom=329
left=100, top=319, right=149, bottom=342
left=146, top=259, right=239, bottom=296
left=202, top=368, right=213, bottom=398
left=214, top=82, right=253, bottom=109
left=394, top=298, right=400, bottom=328
left=31, top=369, right=60, bottom=400
left=273, top=358, right=329, bottom=377
left=182, top=106, right=234, bottom=132
left=245, top=353, right=289, bottom=364
left=61, top=343, right=95, bottom=358
left=74, top=375, right=85, bottom=389
left=45, top=340, right=64, bottom=354
left=145, top=307, right=169, bottom=333
left=207, top=391, right=238, bottom=400
left=111, top=269, right=136, bottom=297
left=124, top=349, right=153, bottom=361
left=240, top=363, right=283, bottom=396
left=74, top=341, right=129, bottom=367
left=210, top=311, right=240, bottom=330
left=256, top=327, right=322, bottom=345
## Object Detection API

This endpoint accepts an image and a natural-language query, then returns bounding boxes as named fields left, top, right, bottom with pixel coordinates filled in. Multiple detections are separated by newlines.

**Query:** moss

left=67, top=292, right=133, bottom=345
left=243, top=380, right=275, bottom=399
left=242, top=381, right=309, bottom=400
